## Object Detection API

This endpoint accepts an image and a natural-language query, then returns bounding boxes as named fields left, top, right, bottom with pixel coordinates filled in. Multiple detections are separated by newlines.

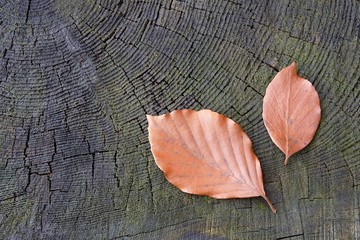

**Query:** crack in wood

left=25, top=0, right=31, bottom=24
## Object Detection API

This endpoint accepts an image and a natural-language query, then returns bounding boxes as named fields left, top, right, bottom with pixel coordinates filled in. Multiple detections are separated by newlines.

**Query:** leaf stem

left=284, top=155, right=289, bottom=166
left=262, top=195, right=277, bottom=213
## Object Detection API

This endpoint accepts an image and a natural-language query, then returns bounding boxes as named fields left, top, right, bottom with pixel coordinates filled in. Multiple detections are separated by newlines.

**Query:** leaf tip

left=289, top=62, right=298, bottom=74
left=146, top=114, right=158, bottom=123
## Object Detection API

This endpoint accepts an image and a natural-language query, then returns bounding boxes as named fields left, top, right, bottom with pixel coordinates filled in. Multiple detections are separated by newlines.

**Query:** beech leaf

left=147, top=109, right=276, bottom=213
left=263, top=63, right=321, bottom=165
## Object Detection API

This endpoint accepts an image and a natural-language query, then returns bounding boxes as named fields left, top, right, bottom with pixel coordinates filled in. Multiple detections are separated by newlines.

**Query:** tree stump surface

left=0, top=0, right=359, bottom=239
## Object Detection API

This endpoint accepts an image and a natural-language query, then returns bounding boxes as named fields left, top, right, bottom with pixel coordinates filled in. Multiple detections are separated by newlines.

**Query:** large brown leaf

left=263, top=63, right=321, bottom=165
left=147, top=109, right=276, bottom=213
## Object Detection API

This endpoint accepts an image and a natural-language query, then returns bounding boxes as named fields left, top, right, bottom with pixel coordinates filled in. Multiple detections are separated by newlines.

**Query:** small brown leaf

left=263, top=63, right=321, bottom=165
left=147, top=109, right=276, bottom=213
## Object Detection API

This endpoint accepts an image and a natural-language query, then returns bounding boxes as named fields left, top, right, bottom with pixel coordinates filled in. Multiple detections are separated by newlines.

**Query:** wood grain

left=0, top=0, right=359, bottom=239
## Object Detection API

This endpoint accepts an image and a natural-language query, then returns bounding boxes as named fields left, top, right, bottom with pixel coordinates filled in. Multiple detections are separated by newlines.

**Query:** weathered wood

left=0, top=0, right=359, bottom=239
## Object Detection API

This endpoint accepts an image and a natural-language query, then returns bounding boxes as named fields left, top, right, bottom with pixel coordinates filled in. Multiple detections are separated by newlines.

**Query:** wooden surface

left=0, top=0, right=359, bottom=239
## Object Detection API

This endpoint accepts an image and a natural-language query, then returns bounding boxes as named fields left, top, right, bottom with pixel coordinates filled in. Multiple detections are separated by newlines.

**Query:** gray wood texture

left=0, top=0, right=359, bottom=239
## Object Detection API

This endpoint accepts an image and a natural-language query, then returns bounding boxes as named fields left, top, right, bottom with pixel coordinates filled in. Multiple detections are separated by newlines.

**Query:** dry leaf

left=147, top=109, right=276, bottom=213
left=263, top=62, right=321, bottom=165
